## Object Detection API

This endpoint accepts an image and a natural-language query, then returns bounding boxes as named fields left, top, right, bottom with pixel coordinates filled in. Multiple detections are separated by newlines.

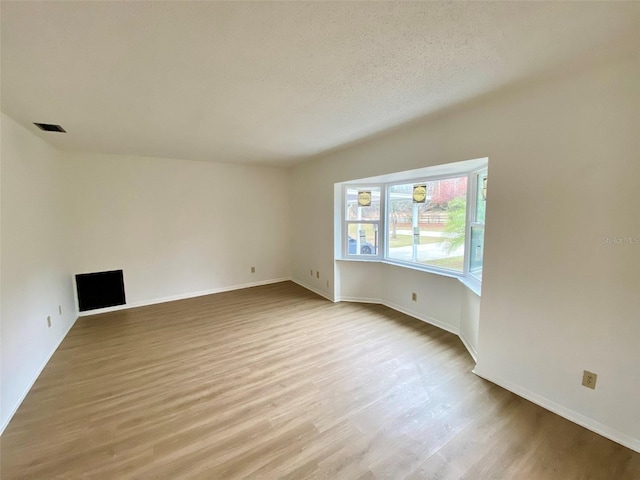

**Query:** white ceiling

left=2, top=2, right=639, bottom=167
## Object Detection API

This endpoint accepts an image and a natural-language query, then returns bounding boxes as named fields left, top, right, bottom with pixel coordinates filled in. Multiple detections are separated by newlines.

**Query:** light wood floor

left=2, top=282, right=639, bottom=479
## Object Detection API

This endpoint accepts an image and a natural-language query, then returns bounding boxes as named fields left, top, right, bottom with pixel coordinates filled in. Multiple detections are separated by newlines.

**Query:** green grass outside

left=350, top=225, right=450, bottom=246
left=422, top=255, right=464, bottom=271
left=388, top=234, right=443, bottom=248
left=348, top=224, right=378, bottom=244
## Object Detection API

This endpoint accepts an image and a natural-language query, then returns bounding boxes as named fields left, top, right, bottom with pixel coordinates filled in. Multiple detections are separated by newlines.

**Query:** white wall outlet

left=58, top=305, right=62, bottom=315
left=47, top=316, right=52, bottom=328
left=316, top=271, right=320, bottom=279
left=251, top=266, right=255, bottom=273
left=412, top=292, right=417, bottom=301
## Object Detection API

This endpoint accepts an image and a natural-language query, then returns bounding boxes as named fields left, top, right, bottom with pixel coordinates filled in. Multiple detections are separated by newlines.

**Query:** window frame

left=465, top=168, right=487, bottom=285
left=384, top=172, right=470, bottom=276
left=339, top=160, right=488, bottom=293
left=342, top=185, right=384, bottom=260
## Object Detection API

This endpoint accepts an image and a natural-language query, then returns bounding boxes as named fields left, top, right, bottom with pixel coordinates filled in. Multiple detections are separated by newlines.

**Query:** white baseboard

left=334, top=295, right=380, bottom=304
left=78, top=277, right=291, bottom=316
left=332, top=294, right=463, bottom=339
left=472, top=367, right=640, bottom=454
left=459, top=332, right=478, bottom=362
left=0, top=315, right=79, bottom=436
left=290, top=278, right=334, bottom=302
left=382, top=300, right=460, bottom=336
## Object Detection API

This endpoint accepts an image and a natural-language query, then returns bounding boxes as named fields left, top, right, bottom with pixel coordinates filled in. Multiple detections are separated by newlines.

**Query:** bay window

left=340, top=159, right=488, bottom=292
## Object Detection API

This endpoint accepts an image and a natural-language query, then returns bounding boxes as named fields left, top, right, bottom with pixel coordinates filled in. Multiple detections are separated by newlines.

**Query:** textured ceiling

left=2, top=2, right=639, bottom=166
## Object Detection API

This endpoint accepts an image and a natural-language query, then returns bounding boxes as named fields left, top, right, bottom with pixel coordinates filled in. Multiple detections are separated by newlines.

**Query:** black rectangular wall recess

left=76, top=270, right=126, bottom=312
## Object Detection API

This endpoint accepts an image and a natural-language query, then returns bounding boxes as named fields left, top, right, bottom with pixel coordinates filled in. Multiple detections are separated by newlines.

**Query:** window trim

left=339, top=159, right=488, bottom=293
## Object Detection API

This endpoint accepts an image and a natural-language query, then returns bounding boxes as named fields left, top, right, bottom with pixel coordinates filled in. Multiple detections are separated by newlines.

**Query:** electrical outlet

left=310, top=269, right=313, bottom=276
left=47, top=316, right=51, bottom=328
left=582, top=370, right=597, bottom=390
left=58, top=305, right=62, bottom=315
left=316, top=271, right=320, bottom=279
left=412, top=292, right=417, bottom=301
left=251, top=266, right=255, bottom=273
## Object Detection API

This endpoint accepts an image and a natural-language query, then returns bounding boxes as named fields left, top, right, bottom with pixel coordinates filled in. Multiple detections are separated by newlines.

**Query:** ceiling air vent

left=34, top=123, right=66, bottom=133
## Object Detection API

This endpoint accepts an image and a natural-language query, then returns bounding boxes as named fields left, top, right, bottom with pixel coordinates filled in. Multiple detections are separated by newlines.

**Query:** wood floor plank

left=1, top=281, right=638, bottom=479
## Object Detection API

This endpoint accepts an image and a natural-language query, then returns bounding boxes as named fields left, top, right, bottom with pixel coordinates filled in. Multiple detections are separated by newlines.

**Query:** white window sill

left=459, top=276, right=482, bottom=296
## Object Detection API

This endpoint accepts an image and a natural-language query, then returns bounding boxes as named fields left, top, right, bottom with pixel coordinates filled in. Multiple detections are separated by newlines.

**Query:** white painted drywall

left=290, top=54, right=640, bottom=450
left=62, top=152, right=291, bottom=308
left=337, top=261, right=463, bottom=334
left=459, top=287, right=480, bottom=361
left=381, top=263, right=462, bottom=335
left=1, top=129, right=292, bottom=433
left=336, top=261, right=383, bottom=303
left=1, top=114, right=77, bottom=433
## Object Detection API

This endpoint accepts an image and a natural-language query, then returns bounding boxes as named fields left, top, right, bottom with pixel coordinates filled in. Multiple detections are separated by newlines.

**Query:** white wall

left=63, top=152, right=291, bottom=309
left=1, top=127, right=292, bottom=433
left=290, top=54, right=640, bottom=451
left=1, top=114, right=77, bottom=432
left=337, top=261, right=463, bottom=335
left=335, top=261, right=382, bottom=303
left=459, top=288, right=480, bottom=361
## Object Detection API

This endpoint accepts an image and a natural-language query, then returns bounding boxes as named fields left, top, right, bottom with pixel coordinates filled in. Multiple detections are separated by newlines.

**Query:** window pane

left=346, top=187, right=380, bottom=221
left=387, top=177, right=467, bottom=272
left=470, top=226, right=484, bottom=279
left=347, top=223, right=378, bottom=256
left=476, top=173, right=487, bottom=223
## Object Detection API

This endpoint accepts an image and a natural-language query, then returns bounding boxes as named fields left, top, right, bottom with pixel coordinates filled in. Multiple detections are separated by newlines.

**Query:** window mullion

left=462, top=172, right=475, bottom=277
